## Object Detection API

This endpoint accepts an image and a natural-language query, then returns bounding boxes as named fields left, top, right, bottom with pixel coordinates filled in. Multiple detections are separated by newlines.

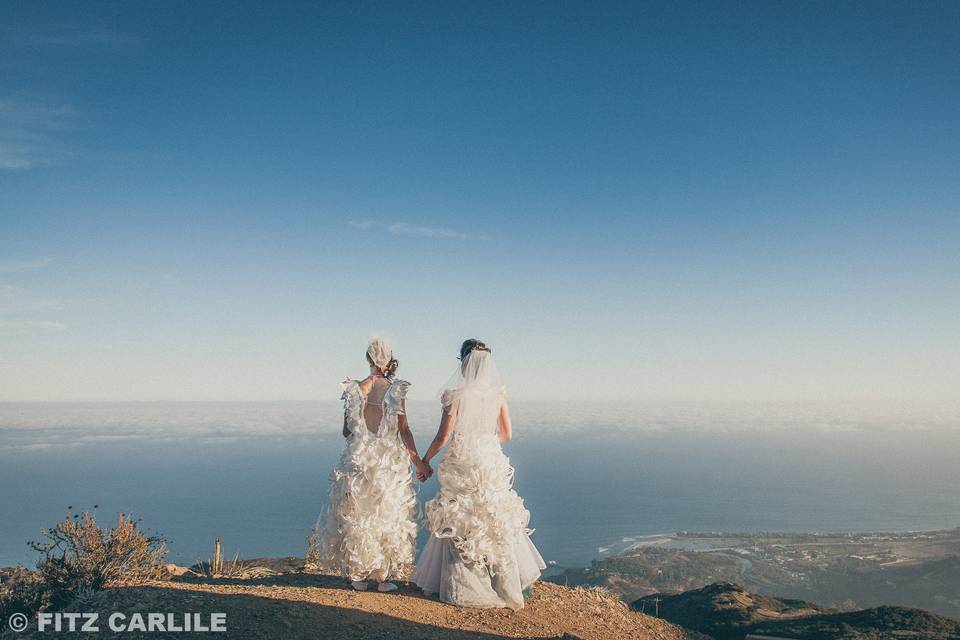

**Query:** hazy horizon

left=3, top=400, right=959, bottom=568
left=2, top=399, right=958, bottom=449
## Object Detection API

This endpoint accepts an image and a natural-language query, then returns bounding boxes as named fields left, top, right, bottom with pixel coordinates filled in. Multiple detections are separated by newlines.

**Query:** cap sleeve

left=385, top=379, right=411, bottom=414
left=340, top=378, right=361, bottom=401
left=340, top=379, right=363, bottom=429
left=440, top=388, right=460, bottom=410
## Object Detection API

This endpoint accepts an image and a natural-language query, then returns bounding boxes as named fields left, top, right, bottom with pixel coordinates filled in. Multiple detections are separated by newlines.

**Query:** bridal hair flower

left=458, top=338, right=491, bottom=360
left=366, top=335, right=393, bottom=369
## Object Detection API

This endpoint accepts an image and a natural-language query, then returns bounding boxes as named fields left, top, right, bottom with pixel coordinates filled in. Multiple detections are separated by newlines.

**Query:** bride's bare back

left=336, top=336, right=431, bottom=482
left=358, top=375, right=391, bottom=434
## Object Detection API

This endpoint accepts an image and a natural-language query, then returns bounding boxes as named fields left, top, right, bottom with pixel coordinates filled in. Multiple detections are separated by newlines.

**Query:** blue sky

left=1, top=1, right=958, bottom=402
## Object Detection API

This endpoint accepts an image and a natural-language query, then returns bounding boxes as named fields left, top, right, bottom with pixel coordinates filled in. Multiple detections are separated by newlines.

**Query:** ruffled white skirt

left=412, top=436, right=546, bottom=610
left=307, top=433, right=417, bottom=582
left=412, top=533, right=545, bottom=610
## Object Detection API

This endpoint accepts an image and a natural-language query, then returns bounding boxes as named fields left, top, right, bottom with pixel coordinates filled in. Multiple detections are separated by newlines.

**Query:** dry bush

left=193, top=551, right=277, bottom=580
left=0, top=567, right=49, bottom=619
left=305, top=532, right=321, bottom=569
left=28, top=510, right=167, bottom=608
left=571, top=585, right=629, bottom=610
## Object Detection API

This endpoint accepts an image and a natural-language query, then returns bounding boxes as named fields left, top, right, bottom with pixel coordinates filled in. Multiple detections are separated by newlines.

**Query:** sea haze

left=1, top=401, right=959, bottom=568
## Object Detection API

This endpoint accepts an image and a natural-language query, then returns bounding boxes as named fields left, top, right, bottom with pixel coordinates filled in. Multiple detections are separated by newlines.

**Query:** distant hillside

left=547, top=530, right=960, bottom=618
left=750, top=605, right=960, bottom=639
left=632, top=582, right=960, bottom=640
left=633, top=582, right=827, bottom=640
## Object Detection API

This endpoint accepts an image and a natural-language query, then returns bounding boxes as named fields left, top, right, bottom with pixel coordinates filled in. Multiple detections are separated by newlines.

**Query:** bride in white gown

left=307, top=336, right=432, bottom=592
left=412, top=339, right=546, bottom=610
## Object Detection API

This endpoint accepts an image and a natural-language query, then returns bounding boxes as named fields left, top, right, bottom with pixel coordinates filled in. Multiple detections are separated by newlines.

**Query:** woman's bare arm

left=498, top=400, right=513, bottom=442
left=397, top=401, right=432, bottom=480
left=397, top=413, right=420, bottom=461
left=421, top=408, right=456, bottom=465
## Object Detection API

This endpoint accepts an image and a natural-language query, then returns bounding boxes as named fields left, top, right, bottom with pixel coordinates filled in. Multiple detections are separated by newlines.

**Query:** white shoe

left=377, top=582, right=398, bottom=592
left=351, top=581, right=368, bottom=591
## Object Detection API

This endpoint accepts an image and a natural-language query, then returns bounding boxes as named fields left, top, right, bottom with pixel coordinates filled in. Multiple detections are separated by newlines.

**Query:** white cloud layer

left=0, top=400, right=957, bottom=450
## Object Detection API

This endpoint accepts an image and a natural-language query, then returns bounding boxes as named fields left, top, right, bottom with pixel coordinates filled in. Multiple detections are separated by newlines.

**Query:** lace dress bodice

left=344, top=377, right=410, bottom=438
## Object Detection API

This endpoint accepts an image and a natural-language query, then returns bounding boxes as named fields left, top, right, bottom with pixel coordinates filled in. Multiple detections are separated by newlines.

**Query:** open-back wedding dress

left=307, top=376, right=418, bottom=582
left=412, top=350, right=545, bottom=609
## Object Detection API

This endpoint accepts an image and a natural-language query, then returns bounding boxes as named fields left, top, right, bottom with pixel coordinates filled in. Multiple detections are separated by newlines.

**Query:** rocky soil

left=7, top=570, right=709, bottom=639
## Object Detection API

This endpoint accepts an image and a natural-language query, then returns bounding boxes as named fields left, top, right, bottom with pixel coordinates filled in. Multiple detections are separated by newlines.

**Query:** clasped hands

left=415, top=458, right=433, bottom=482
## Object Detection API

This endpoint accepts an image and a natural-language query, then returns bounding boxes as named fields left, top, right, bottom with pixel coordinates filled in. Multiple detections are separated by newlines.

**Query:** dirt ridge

left=9, top=571, right=709, bottom=639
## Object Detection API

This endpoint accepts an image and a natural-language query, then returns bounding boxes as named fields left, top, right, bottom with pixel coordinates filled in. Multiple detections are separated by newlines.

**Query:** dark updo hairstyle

left=383, top=358, right=399, bottom=378
left=459, top=338, right=491, bottom=360
left=366, top=353, right=399, bottom=378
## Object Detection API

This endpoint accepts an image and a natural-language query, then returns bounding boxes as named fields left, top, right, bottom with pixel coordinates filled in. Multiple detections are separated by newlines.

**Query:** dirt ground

left=10, top=572, right=709, bottom=639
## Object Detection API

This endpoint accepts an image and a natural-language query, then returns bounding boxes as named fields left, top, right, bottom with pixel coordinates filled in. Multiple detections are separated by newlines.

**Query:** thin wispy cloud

left=0, top=265, right=64, bottom=333
left=0, top=257, right=53, bottom=273
left=348, top=221, right=469, bottom=240
left=348, top=221, right=375, bottom=231
left=0, top=96, right=76, bottom=170
left=0, top=285, right=61, bottom=314
left=7, top=26, right=140, bottom=49
left=0, top=24, right=138, bottom=169
left=0, top=320, right=66, bottom=336
left=387, top=222, right=469, bottom=239
left=0, top=285, right=25, bottom=297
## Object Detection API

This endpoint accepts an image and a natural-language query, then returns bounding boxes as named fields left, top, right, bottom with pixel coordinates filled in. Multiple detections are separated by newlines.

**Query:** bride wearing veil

left=412, top=339, right=545, bottom=609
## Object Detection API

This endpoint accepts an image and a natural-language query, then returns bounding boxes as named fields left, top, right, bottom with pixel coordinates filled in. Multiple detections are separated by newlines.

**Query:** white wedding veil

left=440, top=347, right=505, bottom=441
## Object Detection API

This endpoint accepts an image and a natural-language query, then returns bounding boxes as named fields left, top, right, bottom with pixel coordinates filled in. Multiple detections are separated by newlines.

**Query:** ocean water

left=2, top=401, right=959, bottom=569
